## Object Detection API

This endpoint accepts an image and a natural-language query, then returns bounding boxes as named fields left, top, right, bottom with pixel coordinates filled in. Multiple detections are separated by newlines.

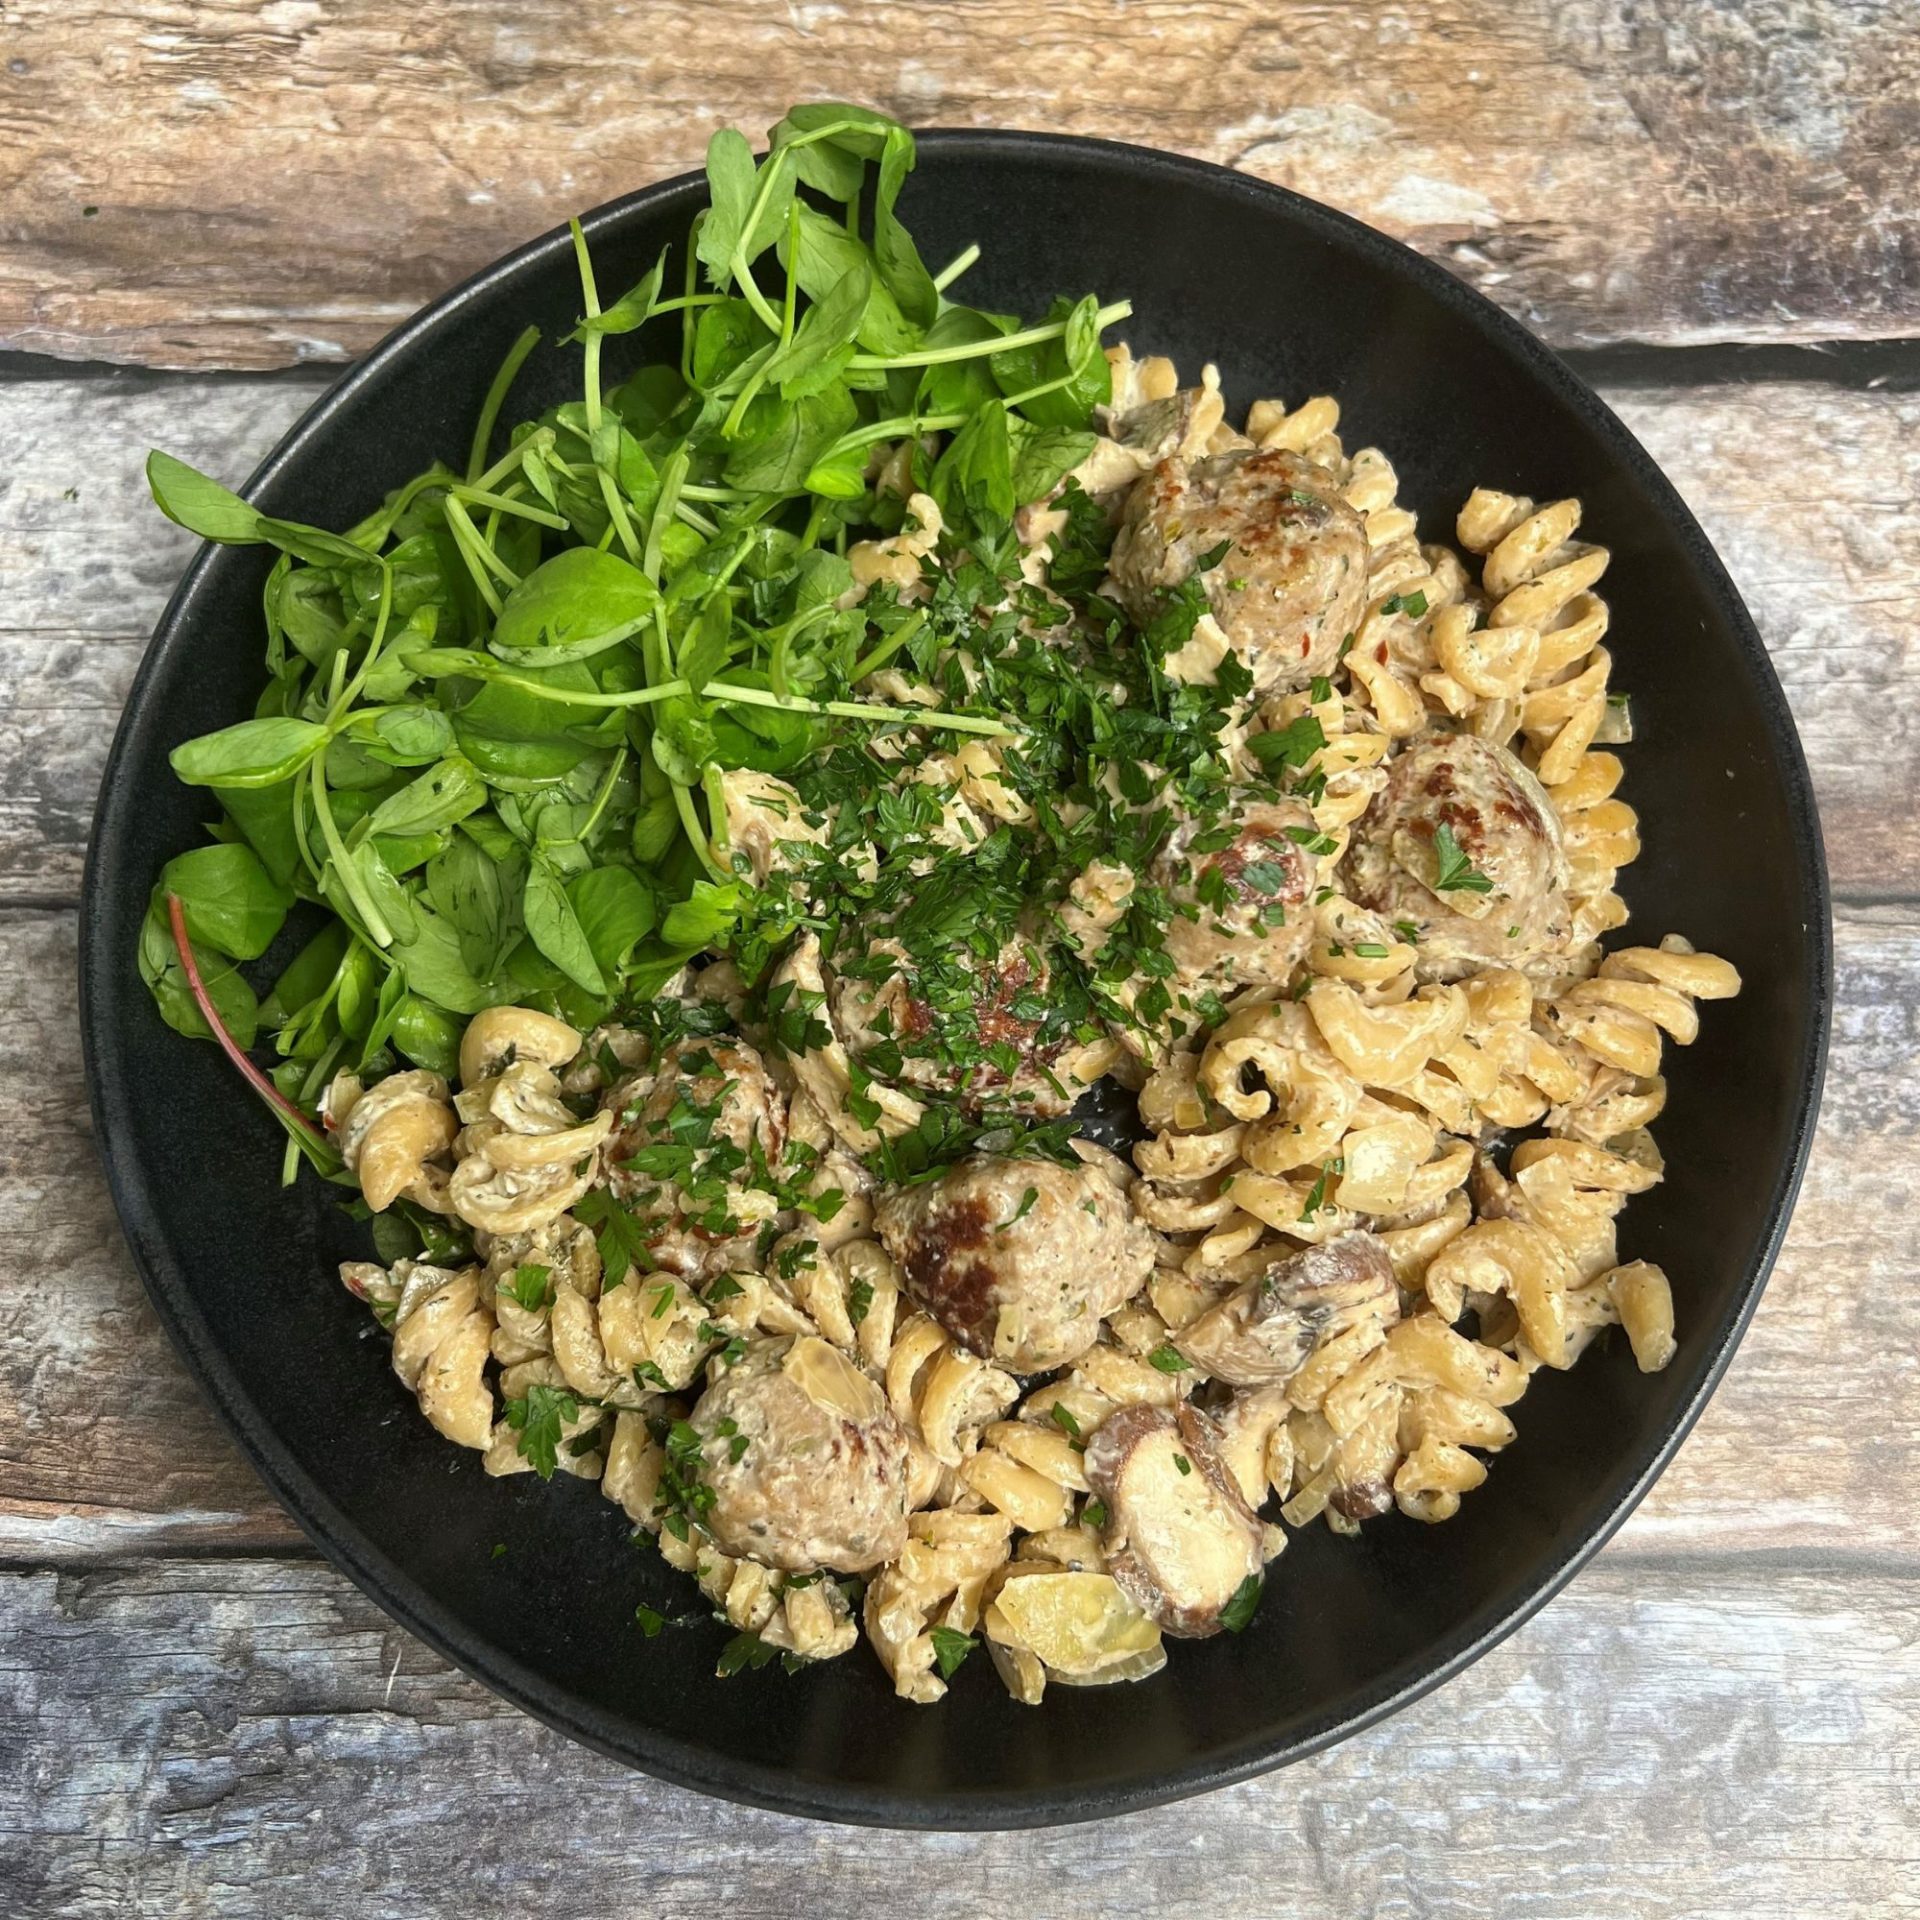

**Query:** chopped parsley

left=717, top=1631, right=780, bottom=1677
left=1147, top=1344, right=1191, bottom=1375
left=928, top=1625, right=978, bottom=1680
left=994, top=1186, right=1040, bottom=1233
left=634, top=1604, right=666, bottom=1638
left=1299, top=1154, right=1345, bottom=1221
left=505, top=1383, right=580, bottom=1481
left=1221, top=1573, right=1264, bottom=1633
left=1431, top=824, right=1494, bottom=895
left=504, top=1263, right=554, bottom=1313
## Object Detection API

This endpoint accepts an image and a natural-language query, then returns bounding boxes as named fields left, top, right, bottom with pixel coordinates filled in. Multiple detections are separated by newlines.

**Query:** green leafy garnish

left=1220, top=1573, right=1264, bottom=1633
left=505, top=1383, right=580, bottom=1480
left=928, top=1625, right=977, bottom=1680
left=1431, top=824, right=1495, bottom=894
left=504, top=1263, right=555, bottom=1312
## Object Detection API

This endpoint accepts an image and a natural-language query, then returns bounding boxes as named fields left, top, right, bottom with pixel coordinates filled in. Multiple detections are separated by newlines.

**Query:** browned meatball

left=602, top=1035, right=788, bottom=1277
left=1345, top=733, right=1573, bottom=981
left=832, top=933, right=1097, bottom=1118
left=1154, top=794, right=1319, bottom=996
left=1108, top=449, right=1369, bottom=693
left=873, top=1153, right=1155, bottom=1372
left=1175, top=1231, right=1398, bottom=1385
left=691, top=1335, right=910, bottom=1573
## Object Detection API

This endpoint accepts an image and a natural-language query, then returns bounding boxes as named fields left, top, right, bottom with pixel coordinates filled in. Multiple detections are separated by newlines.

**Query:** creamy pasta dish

left=144, top=106, right=1739, bottom=1703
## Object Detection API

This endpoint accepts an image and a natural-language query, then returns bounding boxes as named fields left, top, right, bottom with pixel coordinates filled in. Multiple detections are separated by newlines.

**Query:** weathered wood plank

left=0, top=1557, right=1912, bottom=1916
left=1, top=1, right=1916, bottom=368
left=4, top=900, right=1916, bottom=1566
left=3, top=373, right=1914, bottom=904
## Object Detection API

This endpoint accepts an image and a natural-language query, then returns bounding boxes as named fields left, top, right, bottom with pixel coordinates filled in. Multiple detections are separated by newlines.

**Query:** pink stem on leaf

left=166, top=892, right=334, bottom=1153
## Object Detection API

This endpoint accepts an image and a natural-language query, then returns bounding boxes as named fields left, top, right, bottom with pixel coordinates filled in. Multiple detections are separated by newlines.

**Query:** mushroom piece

left=873, top=1152, right=1156, bottom=1373
left=1082, top=1403, right=1265, bottom=1637
left=1175, top=1231, right=1399, bottom=1387
left=691, top=1335, right=911, bottom=1574
left=1108, top=448, right=1370, bottom=694
left=458, top=1006, right=584, bottom=1091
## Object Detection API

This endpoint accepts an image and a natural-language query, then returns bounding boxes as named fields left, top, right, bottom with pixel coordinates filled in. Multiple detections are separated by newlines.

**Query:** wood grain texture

left=2, top=0, right=1917, bottom=368
left=2, top=1557, right=1915, bottom=1920
left=4, top=372, right=1915, bottom=905
left=6, top=899, right=1917, bottom=1568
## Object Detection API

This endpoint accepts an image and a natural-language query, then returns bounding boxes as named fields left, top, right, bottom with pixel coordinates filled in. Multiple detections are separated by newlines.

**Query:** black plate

left=80, top=132, right=1831, bottom=1828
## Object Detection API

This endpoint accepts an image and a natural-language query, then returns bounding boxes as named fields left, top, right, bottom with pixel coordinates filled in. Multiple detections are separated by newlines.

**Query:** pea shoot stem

left=931, top=243, right=980, bottom=292
left=165, top=894, right=338, bottom=1159
left=466, top=324, right=542, bottom=483
left=848, top=299, right=1132, bottom=371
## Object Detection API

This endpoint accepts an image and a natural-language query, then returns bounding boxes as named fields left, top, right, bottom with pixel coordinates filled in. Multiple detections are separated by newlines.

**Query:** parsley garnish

left=1081, top=1498, right=1108, bottom=1530
left=1299, top=1155, right=1345, bottom=1221
left=717, top=1631, right=780, bottom=1677
left=505, top=1383, right=579, bottom=1481
left=1247, top=713, right=1326, bottom=771
left=504, top=1263, right=554, bottom=1313
left=1221, top=1573, right=1264, bottom=1633
left=929, top=1625, right=977, bottom=1680
left=1380, top=590, right=1429, bottom=618
left=574, top=1188, right=650, bottom=1287
left=1173, top=1453, right=1192, bottom=1476
left=1147, top=1344, right=1191, bottom=1374
left=995, top=1186, right=1040, bottom=1233
left=634, top=1604, right=666, bottom=1638
left=1431, top=824, right=1494, bottom=894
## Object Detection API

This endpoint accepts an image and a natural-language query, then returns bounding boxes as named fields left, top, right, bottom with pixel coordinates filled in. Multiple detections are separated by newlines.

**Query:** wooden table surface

left=3, top=4, right=1918, bottom=1914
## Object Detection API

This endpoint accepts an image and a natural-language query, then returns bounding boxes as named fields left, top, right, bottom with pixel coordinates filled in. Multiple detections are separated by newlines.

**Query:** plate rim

left=78, top=126, right=1834, bottom=1829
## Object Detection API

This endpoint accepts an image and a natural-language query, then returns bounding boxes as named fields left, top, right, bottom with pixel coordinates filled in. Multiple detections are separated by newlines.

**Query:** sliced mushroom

left=1082, top=1403, right=1264, bottom=1637
left=1174, top=1230, right=1398, bottom=1387
left=458, top=1006, right=583, bottom=1091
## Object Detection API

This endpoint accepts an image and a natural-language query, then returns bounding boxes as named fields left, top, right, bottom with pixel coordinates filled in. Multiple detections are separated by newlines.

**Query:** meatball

left=1344, top=733, right=1573, bottom=980
left=833, top=932, right=1099, bottom=1118
left=1108, top=448, right=1369, bottom=693
left=873, top=1153, right=1156, bottom=1372
left=602, top=1034, right=788, bottom=1277
left=1154, top=794, right=1319, bottom=996
left=1175, top=1231, right=1398, bottom=1386
left=691, top=1335, right=910, bottom=1573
